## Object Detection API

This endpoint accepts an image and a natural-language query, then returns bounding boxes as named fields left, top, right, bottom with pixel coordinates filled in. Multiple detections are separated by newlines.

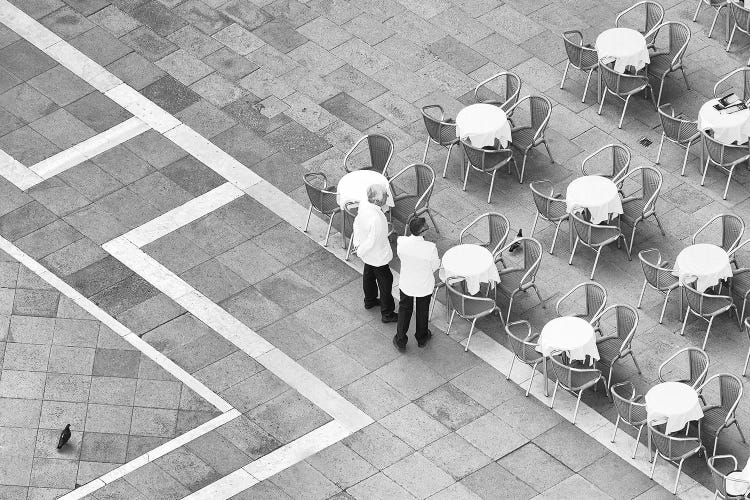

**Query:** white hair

left=366, top=184, right=387, bottom=204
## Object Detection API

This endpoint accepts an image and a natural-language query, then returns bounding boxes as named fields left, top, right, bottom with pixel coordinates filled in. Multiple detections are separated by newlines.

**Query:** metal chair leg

left=611, top=415, right=620, bottom=442
left=633, top=425, right=644, bottom=459
left=637, top=279, right=647, bottom=308
left=323, top=215, right=333, bottom=246
left=619, top=95, right=631, bottom=129
left=465, top=319, right=477, bottom=352
left=702, top=316, right=715, bottom=350
left=680, top=142, right=691, bottom=176
left=550, top=221, right=562, bottom=255
left=560, top=61, right=569, bottom=89
left=659, top=288, right=672, bottom=324
left=693, top=0, right=702, bottom=22
left=304, top=205, right=312, bottom=232
left=656, top=133, right=665, bottom=164
left=591, top=247, right=603, bottom=280
left=442, top=143, right=454, bottom=179
left=422, top=136, right=430, bottom=163
left=488, top=170, right=497, bottom=203
left=582, top=68, right=594, bottom=103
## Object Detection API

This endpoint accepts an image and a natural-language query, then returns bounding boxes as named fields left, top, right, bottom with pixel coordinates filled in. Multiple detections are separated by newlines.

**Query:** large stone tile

left=321, top=92, right=384, bottom=131
left=533, top=421, right=610, bottom=472
left=460, top=462, right=536, bottom=500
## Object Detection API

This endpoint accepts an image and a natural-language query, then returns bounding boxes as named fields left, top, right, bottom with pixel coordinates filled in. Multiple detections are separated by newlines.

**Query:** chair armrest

left=596, top=335, right=618, bottom=343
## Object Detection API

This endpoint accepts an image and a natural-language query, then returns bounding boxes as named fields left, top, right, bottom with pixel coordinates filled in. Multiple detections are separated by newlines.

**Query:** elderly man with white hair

left=352, top=183, right=398, bottom=323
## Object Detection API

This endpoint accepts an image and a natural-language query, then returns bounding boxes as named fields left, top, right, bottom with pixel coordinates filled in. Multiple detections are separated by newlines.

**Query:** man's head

left=366, top=184, right=388, bottom=207
left=409, top=217, right=427, bottom=236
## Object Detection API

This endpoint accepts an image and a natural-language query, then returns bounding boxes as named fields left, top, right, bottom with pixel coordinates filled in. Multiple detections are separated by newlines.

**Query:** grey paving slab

left=141, top=74, right=201, bottom=114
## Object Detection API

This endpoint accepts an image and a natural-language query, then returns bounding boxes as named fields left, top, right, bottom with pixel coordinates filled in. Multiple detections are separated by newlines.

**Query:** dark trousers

left=363, top=263, right=395, bottom=316
left=395, top=291, right=430, bottom=347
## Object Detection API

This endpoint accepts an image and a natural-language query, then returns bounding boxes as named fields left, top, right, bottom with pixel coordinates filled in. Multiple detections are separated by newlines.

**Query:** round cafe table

left=439, top=244, right=500, bottom=296
left=537, top=316, right=599, bottom=396
left=645, top=381, right=703, bottom=434
left=595, top=27, right=650, bottom=73
left=336, top=170, right=394, bottom=209
left=673, top=243, right=732, bottom=292
left=455, top=103, right=512, bottom=149
left=698, top=98, right=750, bottom=145
left=566, top=175, right=623, bottom=224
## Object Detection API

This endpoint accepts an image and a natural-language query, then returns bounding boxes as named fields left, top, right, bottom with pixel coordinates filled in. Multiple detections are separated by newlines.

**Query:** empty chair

left=611, top=382, right=648, bottom=459
left=598, top=63, right=656, bottom=129
left=658, top=347, right=709, bottom=388
left=618, top=166, right=666, bottom=255
left=421, top=105, right=459, bottom=179
left=697, top=373, right=746, bottom=455
left=495, top=237, right=544, bottom=323
left=508, top=95, right=554, bottom=183
left=701, top=130, right=750, bottom=200
left=388, top=163, right=439, bottom=233
left=637, top=248, right=681, bottom=324
left=648, top=423, right=706, bottom=494
left=549, top=352, right=606, bottom=423
left=303, top=173, right=340, bottom=247
left=460, top=139, right=517, bottom=203
left=505, top=320, right=544, bottom=396
left=693, top=0, right=729, bottom=40
left=707, top=454, right=750, bottom=499
left=569, top=212, right=631, bottom=279
left=656, top=104, right=700, bottom=176
left=445, top=276, right=503, bottom=352
left=459, top=212, right=510, bottom=263
left=474, top=71, right=522, bottom=113
left=561, top=30, right=599, bottom=103
left=714, top=67, right=750, bottom=101
left=616, top=1, right=665, bottom=47
left=529, top=180, right=569, bottom=255
left=693, top=213, right=744, bottom=267
left=727, top=0, right=750, bottom=51
left=343, top=134, right=394, bottom=175
left=730, top=264, right=750, bottom=323
left=580, top=143, right=631, bottom=183
left=647, top=22, right=691, bottom=106
left=591, top=304, right=641, bottom=390
left=556, top=281, right=607, bottom=324
left=681, top=282, right=740, bottom=350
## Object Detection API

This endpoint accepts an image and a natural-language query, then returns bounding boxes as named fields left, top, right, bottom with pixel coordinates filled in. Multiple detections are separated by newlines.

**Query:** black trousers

left=363, top=263, right=395, bottom=316
left=395, top=291, right=430, bottom=347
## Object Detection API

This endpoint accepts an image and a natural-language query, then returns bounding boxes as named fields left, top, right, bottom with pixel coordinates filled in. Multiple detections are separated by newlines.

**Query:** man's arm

left=430, top=245, right=440, bottom=271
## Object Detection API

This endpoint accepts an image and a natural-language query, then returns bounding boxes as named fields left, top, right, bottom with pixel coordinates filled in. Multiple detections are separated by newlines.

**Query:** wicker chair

left=701, top=130, right=750, bottom=200
left=508, top=95, right=554, bottom=183
left=342, top=201, right=358, bottom=261
left=505, top=320, right=544, bottom=396
left=530, top=180, right=569, bottom=255
left=569, top=212, right=631, bottom=279
left=580, top=143, right=631, bottom=184
left=343, top=134, right=394, bottom=175
left=637, top=249, right=681, bottom=324
left=698, top=373, right=746, bottom=455
left=708, top=454, right=750, bottom=499
left=561, top=30, right=599, bottom=103
left=658, top=347, right=709, bottom=389
left=693, top=214, right=745, bottom=268
left=693, top=0, right=730, bottom=40
left=556, top=281, right=607, bottom=324
left=459, top=212, right=510, bottom=267
left=648, top=423, right=706, bottom=494
left=744, top=317, right=750, bottom=376
left=598, top=62, right=656, bottom=129
left=388, top=163, right=438, bottom=233
left=731, top=265, right=750, bottom=323
left=648, top=22, right=691, bottom=107
left=616, top=1, right=665, bottom=47
left=618, top=166, right=665, bottom=256
left=680, top=282, right=740, bottom=350
left=303, top=173, right=340, bottom=247
left=474, top=71, right=521, bottom=114
left=727, top=1, right=750, bottom=50
left=611, top=381, right=649, bottom=459
left=421, top=105, right=459, bottom=179
left=549, top=352, right=606, bottom=423
left=656, top=104, right=700, bottom=176
left=495, top=237, right=544, bottom=323
left=714, top=67, right=750, bottom=101
left=591, top=304, right=641, bottom=392
left=445, top=276, right=503, bottom=352
left=460, top=139, right=517, bottom=204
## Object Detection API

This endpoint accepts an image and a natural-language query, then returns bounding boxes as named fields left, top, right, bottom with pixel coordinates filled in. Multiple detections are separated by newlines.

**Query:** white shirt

left=397, top=235, right=440, bottom=297
left=353, top=200, right=392, bottom=266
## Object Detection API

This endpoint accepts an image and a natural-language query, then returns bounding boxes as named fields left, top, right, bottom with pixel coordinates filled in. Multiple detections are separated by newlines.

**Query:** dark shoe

left=392, top=335, right=406, bottom=352
left=381, top=313, right=398, bottom=323
left=364, top=299, right=380, bottom=310
left=417, top=330, right=433, bottom=347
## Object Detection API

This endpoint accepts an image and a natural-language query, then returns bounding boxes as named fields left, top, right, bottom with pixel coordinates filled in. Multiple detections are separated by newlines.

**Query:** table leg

left=569, top=216, right=573, bottom=254
left=543, top=356, right=549, bottom=397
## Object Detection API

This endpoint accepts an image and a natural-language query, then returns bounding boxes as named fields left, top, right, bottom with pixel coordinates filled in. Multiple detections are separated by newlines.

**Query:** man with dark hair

left=393, top=217, right=440, bottom=351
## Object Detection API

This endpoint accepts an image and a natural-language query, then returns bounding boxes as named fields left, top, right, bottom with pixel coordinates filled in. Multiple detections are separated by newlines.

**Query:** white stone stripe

left=105, top=83, right=181, bottom=133
left=30, top=117, right=150, bottom=180
left=0, top=149, right=43, bottom=190
left=120, top=182, right=244, bottom=248
left=58, top=410, right=241, bottom=500
left=0, top=2, right=60, bottom=49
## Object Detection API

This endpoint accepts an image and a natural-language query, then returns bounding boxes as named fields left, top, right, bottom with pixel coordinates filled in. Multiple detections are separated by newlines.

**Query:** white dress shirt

left=353, top=200, right=392, bottom=266
left=397, top=235, right=440, bottom=297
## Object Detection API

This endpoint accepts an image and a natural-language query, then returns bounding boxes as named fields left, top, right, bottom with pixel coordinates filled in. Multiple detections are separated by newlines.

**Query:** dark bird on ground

left=57, top=424, right=71, bottom=449
left=508, top=229, right=523, bottom=252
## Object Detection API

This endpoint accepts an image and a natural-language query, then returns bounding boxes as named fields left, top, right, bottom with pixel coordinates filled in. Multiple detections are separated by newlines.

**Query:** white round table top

left=698, top=98, right=750, bottom=145
left=645, top=382, right=700, bottom=419
left=540, top=316, right=595, bottom=352
left=440, top=244, right=500, bottom=295
left=595, top=27, right=650, bottom=73
left=726, top=471, right=750, bottom=496
left=455, top=103, right=510, bottom=148
left=566, top=176, right=623, bottom=224
left=674, top=243, right=732, bottom=291
left=336, top=170, right=393, bottom=209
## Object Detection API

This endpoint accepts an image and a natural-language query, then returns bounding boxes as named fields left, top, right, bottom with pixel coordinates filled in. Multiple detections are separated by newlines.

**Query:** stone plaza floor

left=0, top=0, right=748, bottom=498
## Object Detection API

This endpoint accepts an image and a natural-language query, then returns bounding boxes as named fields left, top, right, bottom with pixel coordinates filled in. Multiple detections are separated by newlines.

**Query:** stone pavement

left=0, top=0, right=746, bottom=497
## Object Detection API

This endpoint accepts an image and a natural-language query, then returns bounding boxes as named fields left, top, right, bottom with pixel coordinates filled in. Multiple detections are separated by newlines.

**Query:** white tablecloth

left=336, top=170, right=394, bottom=209
left=566, top=176, right=623, bottom=224
left=727, top=464, right=750, bottom=496
left=537, top=316, right=599, bottom=362
left=595, top=28, right=650, bottom=73
left=440, top=244, right=500, bottom=295
left=673, top=243, right=732, bottom=292
left=645, top=381, right=704, bottom=434
left=455, top=103, right=512, bottom=149
left=698, top=98, right=750, bottom=145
